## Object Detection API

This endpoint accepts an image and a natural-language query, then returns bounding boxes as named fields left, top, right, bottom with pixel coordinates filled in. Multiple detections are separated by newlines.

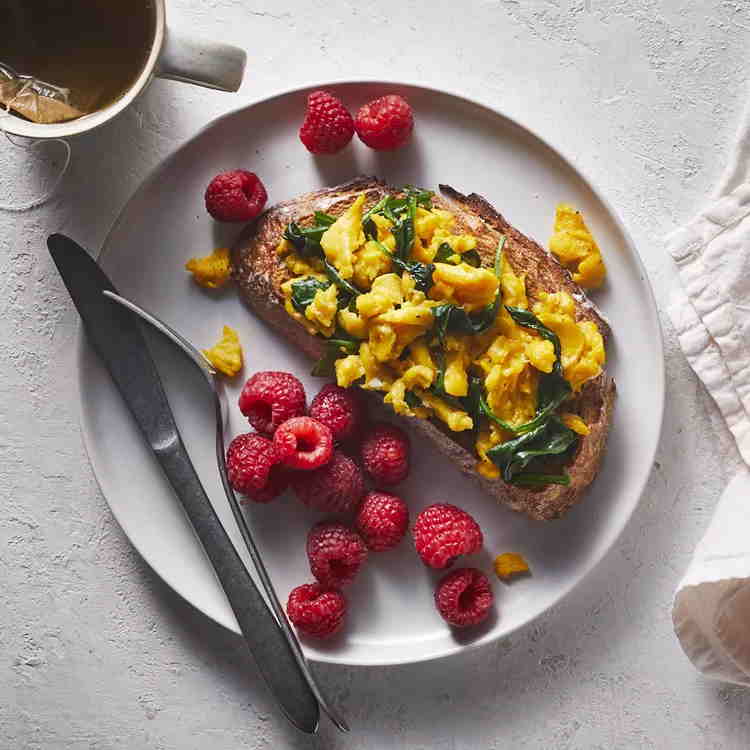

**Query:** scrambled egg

left=185, top=247, right=232, bottom=289
left=561, top=413, right=589, bottom=435
left=279, top=192, right=607, bottom=479
left=320, top=194, right=365, bottom=280
left=202, top=326, right=243, bottom=376
left=431, top=263, right=499, bottom=311
left=494, top=553, right=530, bottom=581
left=306, top=284, right=338, bottom=335
left=533, top=291, right=605, bottom=392
left=549, top=203, right=606, bottom=289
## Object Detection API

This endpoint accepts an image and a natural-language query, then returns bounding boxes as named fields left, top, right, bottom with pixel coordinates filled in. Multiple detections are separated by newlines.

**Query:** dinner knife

left=48, top=233, right=320, bottom=734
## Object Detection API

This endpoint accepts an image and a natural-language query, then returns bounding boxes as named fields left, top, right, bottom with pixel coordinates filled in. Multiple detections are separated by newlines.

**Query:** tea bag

left=0, top=62, right=83, bottom=124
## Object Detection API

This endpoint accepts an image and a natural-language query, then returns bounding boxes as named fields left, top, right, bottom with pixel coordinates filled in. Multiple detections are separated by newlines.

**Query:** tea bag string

left=0, top=133, right=71, bottom=212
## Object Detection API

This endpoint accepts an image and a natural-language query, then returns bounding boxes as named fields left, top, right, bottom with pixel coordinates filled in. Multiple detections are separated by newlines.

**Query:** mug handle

left=156, top=27, right=246, bottom=92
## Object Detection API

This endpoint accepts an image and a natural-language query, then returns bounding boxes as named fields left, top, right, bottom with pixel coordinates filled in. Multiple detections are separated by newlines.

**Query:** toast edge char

left=231, top=177, right=616, bottom=521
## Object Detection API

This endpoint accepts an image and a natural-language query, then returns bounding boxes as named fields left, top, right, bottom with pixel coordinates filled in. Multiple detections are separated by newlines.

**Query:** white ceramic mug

left=0, top=0, right=246, bottom=140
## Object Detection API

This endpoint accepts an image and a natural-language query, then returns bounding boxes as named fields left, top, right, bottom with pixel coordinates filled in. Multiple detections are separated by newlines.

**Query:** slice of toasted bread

left=232, top=177, right=615, bottom=520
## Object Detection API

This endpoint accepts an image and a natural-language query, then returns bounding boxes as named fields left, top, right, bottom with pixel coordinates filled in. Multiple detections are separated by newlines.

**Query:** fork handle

left=158, top=443, right=320, bottom=734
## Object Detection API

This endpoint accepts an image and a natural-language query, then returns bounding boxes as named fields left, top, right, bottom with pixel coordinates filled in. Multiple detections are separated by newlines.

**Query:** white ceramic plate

left=78, top=81, right=664, bottom=666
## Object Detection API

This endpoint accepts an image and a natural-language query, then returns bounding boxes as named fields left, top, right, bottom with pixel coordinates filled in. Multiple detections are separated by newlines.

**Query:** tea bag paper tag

left=0, top=77, right=83, bottom=124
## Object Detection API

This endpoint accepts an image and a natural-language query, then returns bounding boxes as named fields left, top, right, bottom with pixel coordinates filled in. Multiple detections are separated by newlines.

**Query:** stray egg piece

left=202, top=325, right=243, bottom=376
left=185, top=247, right=232, bottom=289
left=494, top=553, right=530, bottom=581
left=549, top=203, right=606, bottom=289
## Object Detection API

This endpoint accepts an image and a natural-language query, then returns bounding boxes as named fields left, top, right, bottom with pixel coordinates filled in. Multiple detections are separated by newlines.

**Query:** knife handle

left=158, top=442, right=320, bottom=734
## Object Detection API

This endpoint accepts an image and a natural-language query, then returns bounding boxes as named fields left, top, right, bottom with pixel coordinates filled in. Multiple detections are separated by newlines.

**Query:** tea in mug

left=3, top=0, right=156, bottom=123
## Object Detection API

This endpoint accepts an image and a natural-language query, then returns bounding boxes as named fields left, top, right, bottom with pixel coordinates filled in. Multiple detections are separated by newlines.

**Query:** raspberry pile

left=413, top=503, right=483, bottom=569
left=434, top=568, right=493, bottom=628
left=204, top=170, right=267, bottom=222
left=299, top=91, right=355, bottom=155
left=286, top=583, right=346, bottom=639
left=226, top=370, right=495, bottom=639
left=292, top=449, right=364, bottom=513
left=361, top=422, right=410, bottom=486
left=354, top=94, right=414, bottom=151
left=225, top=433, right=288, bottom=503
left=356, top=491, right=409, bottom=551
left=273, top=416, right=333, bottom=470
left=239, top=371, right=306, bottom=435
left=298, top=91, right=415, bottom=155
left=309, top=384, right=365, bottom=443
left=307, top=522, right=368, bottom=587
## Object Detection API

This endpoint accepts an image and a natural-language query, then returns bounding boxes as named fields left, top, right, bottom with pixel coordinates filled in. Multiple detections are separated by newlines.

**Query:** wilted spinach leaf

left=461, top=248, right=482, bottom=267
left=434, top=242, right=459, bottom=264
left=322, top=259, right=359, bottom=300
left=486, top=416, right=578, bottom=484
left=433, top=244, right=481, bottom=267
left=392, top=192, right=417, bottom=260
left=510, top=472, right=571, bottom=487
left=505, top=306, right=561, bottom=371
left=504, top=304, right=572, bottom=421
left=373, top=239, right=435, bottom=293
left=311, top=338, right=359, bottom=377
left=404, top=391, right=422, bottom=410
left=428, top=350, right=468, bottom=411
left=314, top=211, right=336, bottom=226
left=283, top=212, right=336, bottom=256
left=290, top=277, right=330, bottom=314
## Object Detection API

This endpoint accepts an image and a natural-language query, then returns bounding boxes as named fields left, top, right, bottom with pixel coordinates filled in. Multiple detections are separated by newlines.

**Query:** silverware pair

left=48, top=234, right=347, bottom=735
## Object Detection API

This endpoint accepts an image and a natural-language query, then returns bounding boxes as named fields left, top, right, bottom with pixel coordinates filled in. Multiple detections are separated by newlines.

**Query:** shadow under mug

left=0, top=0, right=246, bottom=140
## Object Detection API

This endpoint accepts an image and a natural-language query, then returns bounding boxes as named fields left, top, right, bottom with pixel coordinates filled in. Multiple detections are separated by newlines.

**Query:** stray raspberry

left=360, top=422, right=410, bottom=486
left=354, top=94, right=414, bottom=151
left=299, top=90, right=354, bottom=155
left=292, top=449, right=365, bottom=513
left=273, top=416, right=334, bottom=470
left=434, top=568, right=493, bottom=627
left=309, top=383, right=366, bottom=443
left=307, top=522, right=368, bottom=587
left=286, top=583, right=346, bottom=639
left=412, top=503, right=483, bottom=569
left=204, top=170, right=267, bottom=222
left=238, top=371, right=306, bottom=436
left=225, top=433, right=288, bottom=503
left=355, top=491, right=409, bottom=551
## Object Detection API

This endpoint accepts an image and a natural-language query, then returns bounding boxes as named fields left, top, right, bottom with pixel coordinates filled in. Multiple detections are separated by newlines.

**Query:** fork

left=102, top=290, right=349, bottom=733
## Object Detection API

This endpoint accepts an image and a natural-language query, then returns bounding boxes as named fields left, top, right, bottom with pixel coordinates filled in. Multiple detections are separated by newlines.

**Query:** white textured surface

left=2, top=0, right=750, bottom=746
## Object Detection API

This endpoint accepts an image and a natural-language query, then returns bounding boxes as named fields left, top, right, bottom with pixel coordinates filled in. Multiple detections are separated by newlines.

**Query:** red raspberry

left=238, top=371, right=306, bottom=436
left=412, top=503, right=483, bottom=569
left=360, top=422, right=410, bottom=486
left=204, top=170, right=267, bottom=222
left=309, top=383, right=366, bottom=443
left=225, top=433, right=288, bottom=503
left=435, top=568, right=493, bottom=627
left=355, top=491, right=409, bottom=551
left=286, top=583, right=346, bottom=639
left=354, top=94, right=414, bottom=151
left=292, top=450, right=364, bottom=513
left=307, top=522, right=368, bottom=587
left=299, top=90, right=354, bottom=155
left=273, top=416, right=333, bottom=470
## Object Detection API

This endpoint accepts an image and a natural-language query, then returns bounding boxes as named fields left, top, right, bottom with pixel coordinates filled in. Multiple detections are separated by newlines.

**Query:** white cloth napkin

left=668, top=97, right=750, bottom=685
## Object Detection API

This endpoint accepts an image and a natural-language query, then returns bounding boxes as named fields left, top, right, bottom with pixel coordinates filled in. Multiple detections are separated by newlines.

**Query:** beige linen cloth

left=668, top=98, right=750, bottom=684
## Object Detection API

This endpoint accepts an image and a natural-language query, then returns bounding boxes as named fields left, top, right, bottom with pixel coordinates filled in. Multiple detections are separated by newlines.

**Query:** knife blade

left=48, top=233, right=320, bottom=734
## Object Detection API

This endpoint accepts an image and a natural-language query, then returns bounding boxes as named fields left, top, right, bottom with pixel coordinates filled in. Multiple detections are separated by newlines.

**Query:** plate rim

left=77, top=77, right=666, bottom=667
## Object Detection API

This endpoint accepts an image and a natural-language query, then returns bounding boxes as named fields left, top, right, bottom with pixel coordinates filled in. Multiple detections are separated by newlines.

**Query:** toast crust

left=232, top=177, right=615, bottom=520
